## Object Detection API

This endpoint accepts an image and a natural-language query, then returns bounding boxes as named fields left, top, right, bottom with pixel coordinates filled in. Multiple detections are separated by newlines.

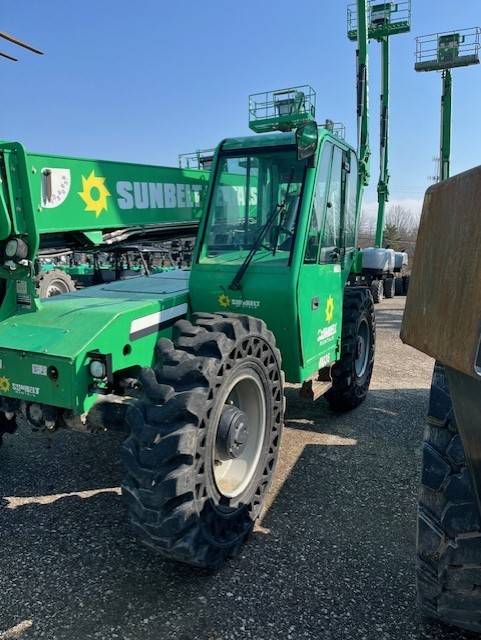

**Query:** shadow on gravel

left=0, top=387, right=471, bottom=640
left=374, top=302, right=407, bottom=332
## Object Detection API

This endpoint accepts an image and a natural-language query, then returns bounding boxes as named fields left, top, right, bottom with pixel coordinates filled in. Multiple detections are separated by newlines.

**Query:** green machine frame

left=415, top=28, right=480, bottom=181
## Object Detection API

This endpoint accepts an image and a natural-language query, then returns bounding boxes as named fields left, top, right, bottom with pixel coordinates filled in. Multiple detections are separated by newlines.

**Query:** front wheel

left=325, top=287, right=375, bottom=411
left=36, top=269, right=76, bottom=298
left=417, top=362, right=481, bottom=633
left=0, top=413, right=17, bottom=448
left=394, top=277, right=404, bottom=296
left=370, top=279, right=384, bottom=304
left=383, top=277, right=395, bottom=299
left=121, top=313, right=284, bottom=568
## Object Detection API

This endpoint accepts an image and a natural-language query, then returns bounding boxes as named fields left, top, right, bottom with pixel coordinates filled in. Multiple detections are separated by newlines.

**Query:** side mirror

left=296, top=121, right=318, bottom=161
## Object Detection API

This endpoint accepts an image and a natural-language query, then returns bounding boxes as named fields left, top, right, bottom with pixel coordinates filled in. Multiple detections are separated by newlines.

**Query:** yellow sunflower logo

left=325, top=296, right=335, bottom=323
left=0, top=376, right=11, bottom=393
left=218, top=293, right=231, bottom=308
left=78, top=171, right=111, bottom=218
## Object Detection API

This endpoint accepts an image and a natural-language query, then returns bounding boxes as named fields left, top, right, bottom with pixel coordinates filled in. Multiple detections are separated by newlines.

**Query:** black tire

left=403, top=275, right=410, bottom=295
left=121, top=312, right=284, bottom=568
left=394, top=277, right=404, bottom=296
left=36, top=269, right=76, bottom=298
left=417, top=362, right=481, bottom=633
left=325, top=287, right=375, bottom=411
left=383, top=277, right=395, bottom=299
left=0, top=413, right=17, bottom=449
left=370, top=279, right=384, bottom=304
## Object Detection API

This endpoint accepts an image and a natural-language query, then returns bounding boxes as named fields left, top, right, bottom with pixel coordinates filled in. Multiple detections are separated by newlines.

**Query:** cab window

left=304, top=143, right=332, bottom=263
left=319, top=146, right=343, bottom=263
left=344, top=151, right=358, bottom=248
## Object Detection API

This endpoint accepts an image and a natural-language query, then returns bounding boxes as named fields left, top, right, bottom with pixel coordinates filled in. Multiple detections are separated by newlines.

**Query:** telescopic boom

left=356, top=0, right=370, bottom=188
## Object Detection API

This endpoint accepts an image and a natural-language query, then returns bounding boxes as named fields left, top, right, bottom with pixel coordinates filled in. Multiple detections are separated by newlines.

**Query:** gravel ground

left=0, top=298, right=477, bottom=640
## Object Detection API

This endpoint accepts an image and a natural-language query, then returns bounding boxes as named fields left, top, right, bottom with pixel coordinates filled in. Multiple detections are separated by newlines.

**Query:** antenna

left=0, top=30, right=44, bottom=62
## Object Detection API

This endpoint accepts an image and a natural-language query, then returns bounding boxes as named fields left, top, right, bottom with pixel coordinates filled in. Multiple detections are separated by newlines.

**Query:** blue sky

left=1, top=0, right=480, bottom=217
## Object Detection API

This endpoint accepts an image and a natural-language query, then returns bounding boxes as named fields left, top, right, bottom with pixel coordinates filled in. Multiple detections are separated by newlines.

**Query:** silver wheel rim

left=355, top=318, right=370, bottom=378
left=45, top=280, right=70, bottom=297
left=213, top=370, right=266, bottom=499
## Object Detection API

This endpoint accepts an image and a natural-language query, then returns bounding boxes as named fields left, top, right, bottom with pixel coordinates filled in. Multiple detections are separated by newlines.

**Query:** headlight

left=89, top=359, right=106, bottom=379
left=5, top=237, right=28, bottom=260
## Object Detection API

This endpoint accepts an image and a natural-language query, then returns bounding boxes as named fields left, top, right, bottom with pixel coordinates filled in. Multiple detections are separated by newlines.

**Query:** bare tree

left=387, top=205, right=417, bottom=236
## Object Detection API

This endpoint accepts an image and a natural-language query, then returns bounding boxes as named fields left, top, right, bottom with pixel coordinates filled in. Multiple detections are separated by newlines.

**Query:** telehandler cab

left=0, top=0, right=375, bottom=568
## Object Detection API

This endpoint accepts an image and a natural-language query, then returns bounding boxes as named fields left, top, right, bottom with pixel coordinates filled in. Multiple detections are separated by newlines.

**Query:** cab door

left=297, top=142, right=347, bottom=378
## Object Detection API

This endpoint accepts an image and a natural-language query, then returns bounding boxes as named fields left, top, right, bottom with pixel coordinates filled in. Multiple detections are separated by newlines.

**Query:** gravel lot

left=0, top=298, right=476, bottom=640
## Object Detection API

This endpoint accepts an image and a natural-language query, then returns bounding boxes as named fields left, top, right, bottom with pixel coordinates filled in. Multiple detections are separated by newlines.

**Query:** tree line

left=358, top=205, right=419, bottom=260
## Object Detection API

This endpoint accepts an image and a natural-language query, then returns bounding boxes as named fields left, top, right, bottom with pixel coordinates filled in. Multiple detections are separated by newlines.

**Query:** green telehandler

left=0, top=0, right=375, bottom=568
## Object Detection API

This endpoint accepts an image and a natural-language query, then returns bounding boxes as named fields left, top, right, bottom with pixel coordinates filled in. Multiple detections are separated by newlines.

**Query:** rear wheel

left=370, top=279, right=384, bottom=304
left=121, top=313, right=284, bottom=568
left=325, top=287, right=375, bottom=411
left=417, top=362, right=481, bottom=633
left=383, top=277, right=395, bottom=299
left=0, top=413, right=17, bottom=449
left=394, top=277, right=404, bottom=296
left=36, top=269, right=76, bottom=298
left=403, top=275, right=411, bottom=295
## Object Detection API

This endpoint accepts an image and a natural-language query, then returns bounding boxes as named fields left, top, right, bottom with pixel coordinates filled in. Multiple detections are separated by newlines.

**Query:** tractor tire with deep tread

left=325, top=287, right=375, bottom=411
left=36, top=269, right=76, bottom=298
left=394, top=276, right=404, bottom=296
left=383, top=277, right=395, bottom=299
left=417, top=362, right=481, bottom=633
left=0, top=414, right=17, bottom=449
left=121, top=312, right=284, bottom=568
left=370, top=279, right=384, bottom=304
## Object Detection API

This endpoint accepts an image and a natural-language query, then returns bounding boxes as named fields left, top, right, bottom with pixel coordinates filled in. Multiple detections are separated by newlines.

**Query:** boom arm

left=356, top=0, right=371, bottom=187
left=375, top=36, right=389, bottom=246
left=440, top=69, right=452, bottom=181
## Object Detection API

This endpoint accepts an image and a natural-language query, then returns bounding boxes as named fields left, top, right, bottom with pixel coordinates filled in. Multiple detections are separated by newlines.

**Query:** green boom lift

left=0, top=0, right=374, bottom=568
left=415, top=27, right=481, bottom=181
left=349, top=1, right=411, bottom=246
left=348, top=1, right=411, bottom=303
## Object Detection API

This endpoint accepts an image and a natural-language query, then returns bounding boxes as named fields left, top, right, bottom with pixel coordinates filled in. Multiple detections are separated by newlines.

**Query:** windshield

left=199, top=147, right=308, bottom=266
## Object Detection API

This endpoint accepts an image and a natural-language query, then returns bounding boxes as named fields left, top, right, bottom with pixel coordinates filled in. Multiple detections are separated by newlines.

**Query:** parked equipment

left=402, top=166, right=481, bottom=632
left=349, top=1, right=411, bottom=301
left=415, top=27, right=480, bottom=181
left=0, top=0, right=375, bottom=568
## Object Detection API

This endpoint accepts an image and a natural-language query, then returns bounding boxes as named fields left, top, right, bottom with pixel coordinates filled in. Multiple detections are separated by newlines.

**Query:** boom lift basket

left=348, top=0, right=411, bottom=41
left=415, top=27, right=481, bottom=72
left=178, top=149, right=215, bottom=170
left=320, top=120, right=346, bottom=140
left=248, top=86, right=316, bottom=133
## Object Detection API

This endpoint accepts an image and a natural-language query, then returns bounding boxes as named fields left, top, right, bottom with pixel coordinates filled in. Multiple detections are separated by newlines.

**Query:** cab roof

left=220, top=128, right=355, bottom=154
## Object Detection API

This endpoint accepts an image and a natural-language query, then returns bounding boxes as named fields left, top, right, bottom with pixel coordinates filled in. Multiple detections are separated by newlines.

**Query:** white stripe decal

left=130, top=303, right=188, bottom=336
